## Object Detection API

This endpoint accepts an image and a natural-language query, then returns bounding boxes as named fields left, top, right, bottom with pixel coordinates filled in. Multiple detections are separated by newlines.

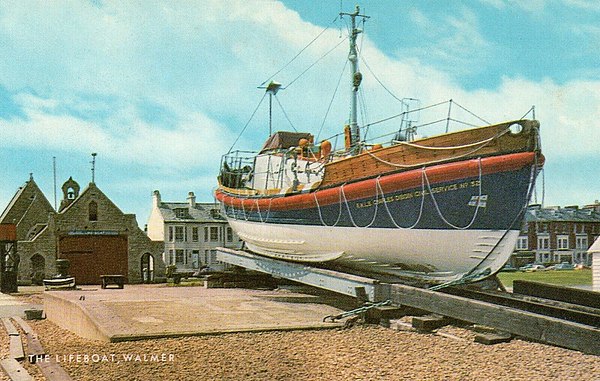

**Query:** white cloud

left=1, top=0, right=600, bottom=212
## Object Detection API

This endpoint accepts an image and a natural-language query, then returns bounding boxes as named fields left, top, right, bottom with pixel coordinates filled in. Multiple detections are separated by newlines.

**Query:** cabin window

left=88, top=201, right=98, bottom=221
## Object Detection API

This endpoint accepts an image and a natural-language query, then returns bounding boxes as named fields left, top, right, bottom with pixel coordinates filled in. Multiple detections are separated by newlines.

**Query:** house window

left=538, top=236, right=549, bottom=250
left=227, top=227, right=233, bottom=242
left=175, top=226, right=184, bottom=242
left=169, top=250, right=174, bottom=265
left=168, top=226, right=174, bottom=242
left=175, top=208, right=188, bottom=218
left=175, top=249, right=184, bottom=264
left=557, top=236, right=569, bottom=250
left=210, top=227, right=219, bottom=241
left=88, top=201, right=98, bottom=221
left=204, top=227, right=209, bottom=242
left=576, top=236, right=588, bottom=249
left=192, top=227, right=199, bottom=242
left=516, top=237, right=528, bottom=250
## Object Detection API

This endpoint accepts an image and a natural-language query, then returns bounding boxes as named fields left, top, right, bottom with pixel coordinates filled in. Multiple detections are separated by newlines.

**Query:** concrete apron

left=43, top=285, right=345, bottom=342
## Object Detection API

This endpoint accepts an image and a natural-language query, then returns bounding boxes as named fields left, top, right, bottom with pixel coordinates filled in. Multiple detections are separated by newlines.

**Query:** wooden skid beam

left=2, top=317, right=19, bottom=336
left=37, top=359, right=74, bottom=381
left=0, top=358, right=33, bottom=381
left=513, top=280, right=600, bottom=309
left=9, top=335, right=25, bottom=361
left=389, top=284, right=600, bottom=355
left=12, top=317, right=33, bottom=335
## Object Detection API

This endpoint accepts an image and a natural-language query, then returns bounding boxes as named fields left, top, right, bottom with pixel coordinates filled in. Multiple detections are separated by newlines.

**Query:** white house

left=589, top=236, right=600, bottom=292
left=146, top=190, right=241, bottom=272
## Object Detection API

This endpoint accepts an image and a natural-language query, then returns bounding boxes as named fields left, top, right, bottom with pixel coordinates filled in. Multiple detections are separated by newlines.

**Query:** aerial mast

left=341, top=5, right=369, bottom=155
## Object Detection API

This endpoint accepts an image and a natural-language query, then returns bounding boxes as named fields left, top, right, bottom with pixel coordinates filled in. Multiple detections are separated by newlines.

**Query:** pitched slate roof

left=157, top=202, right=226, bottom=223
left=525, top=204, right=600, bottom=223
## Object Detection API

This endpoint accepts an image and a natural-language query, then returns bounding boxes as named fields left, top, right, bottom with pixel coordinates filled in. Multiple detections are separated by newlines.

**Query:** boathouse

left=0, top=176, right=164, bottom=285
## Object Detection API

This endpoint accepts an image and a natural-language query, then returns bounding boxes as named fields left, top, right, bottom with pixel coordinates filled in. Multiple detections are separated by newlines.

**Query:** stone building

left=512, top=203, right=600, bottom=267
left=146, top=190, right=241, bottom=272
left=0, top=176, right=164, bottom=285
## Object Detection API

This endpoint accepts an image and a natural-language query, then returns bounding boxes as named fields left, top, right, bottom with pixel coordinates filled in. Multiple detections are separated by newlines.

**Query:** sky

left=1, top=0, right=600, bottom=228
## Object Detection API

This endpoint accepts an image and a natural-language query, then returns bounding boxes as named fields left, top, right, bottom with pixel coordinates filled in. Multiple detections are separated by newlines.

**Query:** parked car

left=519, top=264, right=546, bottom=272
left=500, top=264, right=517, bottom=272
left=553, top=262, right=575, bottom=270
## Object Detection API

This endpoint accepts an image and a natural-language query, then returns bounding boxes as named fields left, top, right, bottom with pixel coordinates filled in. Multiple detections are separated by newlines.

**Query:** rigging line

left=228, top=92, right=268, bottom=153
left=362, top=100, right=449, bottom=128
left=260, top=15, right=340, bottom=87
left=317, top=58, right=348, bottom=142
left=463, top=161, right=542, bottom=279
left=357, top=46, right=406, bottom=105
left=519, top=105, right=535, bottom=120
left=286, top=36, right=349, bottom=88
left=273, top=94, right=297, bottom=132
left=452, top=100, right=491, bottom=126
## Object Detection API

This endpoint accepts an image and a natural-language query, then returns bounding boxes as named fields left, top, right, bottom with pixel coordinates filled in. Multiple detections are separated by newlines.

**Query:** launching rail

left=216, top=247, right=600, bottom=355
left=216, top=247, right=389, bottom=301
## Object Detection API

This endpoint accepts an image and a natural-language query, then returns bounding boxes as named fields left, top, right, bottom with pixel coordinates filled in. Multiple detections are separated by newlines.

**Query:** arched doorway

left=30, top=254, right=45, bottom=286
left=140, top=253, right=154, bottom=284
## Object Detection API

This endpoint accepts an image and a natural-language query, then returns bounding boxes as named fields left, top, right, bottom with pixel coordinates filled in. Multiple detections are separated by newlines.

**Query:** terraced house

left=146, top=190, right=241, bottom=272
left=512, top=202, right=600, bottom=267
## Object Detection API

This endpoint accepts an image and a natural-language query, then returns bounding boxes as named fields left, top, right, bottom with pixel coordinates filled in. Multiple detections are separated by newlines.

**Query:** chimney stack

left=187, top=192, right=196, bottom=208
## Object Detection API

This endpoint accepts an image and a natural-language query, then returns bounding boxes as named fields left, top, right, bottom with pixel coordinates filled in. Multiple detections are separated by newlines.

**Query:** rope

left=341, top=182, right=379, bottom=228
left=376, top=174, right=425, bottom=229
left=314, top=188, right=344, bottom=227
left=423, top=157, right=483, bottom=230
left=364, top=128, right=509, bottom=169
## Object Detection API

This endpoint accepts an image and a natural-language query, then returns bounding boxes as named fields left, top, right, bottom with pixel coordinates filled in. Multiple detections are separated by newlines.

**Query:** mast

left=341, top=5, right=369, bottom=155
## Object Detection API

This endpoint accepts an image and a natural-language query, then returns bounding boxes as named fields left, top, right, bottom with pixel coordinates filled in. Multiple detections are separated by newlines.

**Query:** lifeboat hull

left=215, top=152, right=541, bottom=282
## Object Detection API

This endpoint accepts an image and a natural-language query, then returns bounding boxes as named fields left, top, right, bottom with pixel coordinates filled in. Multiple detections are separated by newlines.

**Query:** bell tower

left=59, top=177, right=80, bottom=212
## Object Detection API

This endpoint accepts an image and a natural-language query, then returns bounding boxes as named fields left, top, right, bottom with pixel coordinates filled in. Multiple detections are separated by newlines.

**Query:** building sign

left=67, top=230, right=119, bottom=236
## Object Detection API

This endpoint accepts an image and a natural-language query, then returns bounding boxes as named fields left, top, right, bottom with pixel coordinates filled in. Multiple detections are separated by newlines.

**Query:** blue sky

left=1, top=0, right=600, bottom=227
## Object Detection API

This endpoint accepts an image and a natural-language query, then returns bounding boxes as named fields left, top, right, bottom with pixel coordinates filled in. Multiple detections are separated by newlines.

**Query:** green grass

left=497, top=269, right=592, bottom=289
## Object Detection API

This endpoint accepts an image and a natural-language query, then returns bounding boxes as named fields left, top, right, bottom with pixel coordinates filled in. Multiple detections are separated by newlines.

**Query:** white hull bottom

left=228, top=219, right=519, bottom=283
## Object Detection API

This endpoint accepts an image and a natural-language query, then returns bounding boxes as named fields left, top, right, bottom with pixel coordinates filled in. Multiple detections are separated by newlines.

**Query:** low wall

left=44, top=292, right=111, bottom=342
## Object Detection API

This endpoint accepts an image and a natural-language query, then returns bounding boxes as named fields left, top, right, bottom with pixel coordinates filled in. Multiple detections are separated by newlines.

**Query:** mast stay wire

left=227, top=92, right=268, bottom=153
left=260, top=15, right=340, bottom=88
left=286, top=36, right=348, bottom=89
left=316, top=58, right=349, bottom=142
left=273, top=94, right=298, bottom=132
